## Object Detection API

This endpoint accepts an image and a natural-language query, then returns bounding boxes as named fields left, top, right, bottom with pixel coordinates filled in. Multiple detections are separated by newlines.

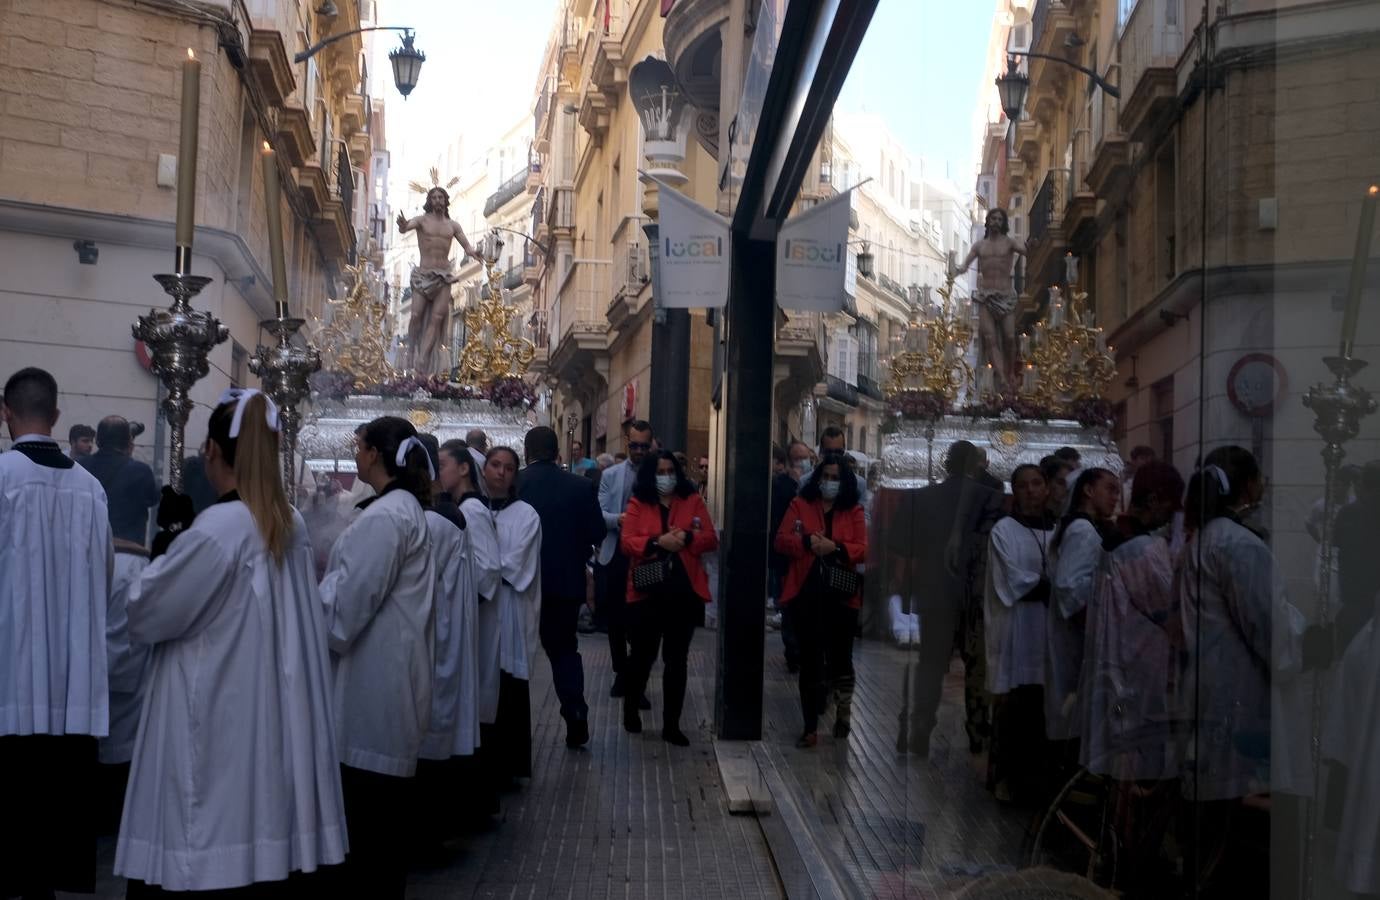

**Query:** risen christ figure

left=396, top=187, right=482, bottom=375
left=956, top=209, right=1028, bottom=391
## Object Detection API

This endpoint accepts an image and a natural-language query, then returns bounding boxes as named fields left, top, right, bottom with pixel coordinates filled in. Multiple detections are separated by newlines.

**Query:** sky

left=373, top=0, right=998, bottom=199
left=834, top=0, right=1000, bottom=186
left=372, top=0, right=558, bottom=190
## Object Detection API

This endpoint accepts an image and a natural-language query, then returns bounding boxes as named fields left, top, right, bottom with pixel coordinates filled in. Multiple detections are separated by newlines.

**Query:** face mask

left=795, top=461, right=812, bottom=482
left=656, top=475, right=677, bottom=496
left=820, top=479, right=840, bottom=500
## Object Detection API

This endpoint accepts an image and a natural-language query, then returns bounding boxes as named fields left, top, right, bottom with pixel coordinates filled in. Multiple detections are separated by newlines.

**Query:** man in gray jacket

left=596, top=419, right=653, bottom=703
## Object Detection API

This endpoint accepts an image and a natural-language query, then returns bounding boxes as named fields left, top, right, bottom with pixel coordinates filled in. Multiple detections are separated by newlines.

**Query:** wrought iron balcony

left=484, top=166, right=531, bottom=217
left=825, top=374, right=860, bottom=407
left=1029, top=167, right=1069, bottom=246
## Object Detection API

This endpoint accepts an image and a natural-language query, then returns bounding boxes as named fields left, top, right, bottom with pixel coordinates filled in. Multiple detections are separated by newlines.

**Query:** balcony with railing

left=776, top=309, right=826, bottom=412
left=1085, top=64, right=1129, bottom=199
left=484, top=166, right=531, bottom=217
left=825, top=374, right=860, bottom=408
left=591, top=0, right=630, bottom=93
left=1065, top=126, right=1097, bottom=242
left=551, top=259, right=612, bottom=386
left=547, top=186, right=575, bottom=235
left=1025, top=0, right=1077, bottom=116
left=607, top=215, right=649, bottom=330
left=1027, top=167, right=1070, bottom=291
left=1118, top=0, right=1185, bottom=141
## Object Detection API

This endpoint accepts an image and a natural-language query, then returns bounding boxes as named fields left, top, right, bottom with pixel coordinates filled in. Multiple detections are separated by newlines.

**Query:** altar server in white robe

left=97, top=536, right=152, bottom=835
left=1046, top=467, right=1118, bottom=743
left=475, top=446, right=543, bottom=782
left=412, top=436, right=479, bottom=844
left=319, top=416, right=437, bottom=899
left=1079, top=461, right=1185, bottom=782
left=985, top=463, right=1056, bottom=804
left=0, top=367, right=112, bottom=898
left=116, top=389, right=346, bottom=897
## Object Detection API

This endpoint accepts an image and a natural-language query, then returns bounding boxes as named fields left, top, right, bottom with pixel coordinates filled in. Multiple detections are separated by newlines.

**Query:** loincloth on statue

left=973, top=289, right=1017, bottom=317
left=410, top=267, right=460, bottom=298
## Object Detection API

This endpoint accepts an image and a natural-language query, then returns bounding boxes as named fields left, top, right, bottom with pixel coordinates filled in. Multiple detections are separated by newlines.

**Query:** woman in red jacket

left=620, top=450, right=719, bottom=745
left=774, top=452, right=867, bottom=747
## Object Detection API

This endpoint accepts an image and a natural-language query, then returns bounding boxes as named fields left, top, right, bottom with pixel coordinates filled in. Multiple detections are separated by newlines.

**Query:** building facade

left=995, top=0, right=1380, bottom=599
left=0, top=0, right=380, bottom=467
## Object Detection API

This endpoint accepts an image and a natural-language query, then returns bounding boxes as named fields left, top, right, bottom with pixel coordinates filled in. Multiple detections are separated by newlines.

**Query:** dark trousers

left=625, top=590, right=702, bottom=730
left=600, top=551, right=632, bottom=676
left=331, top=765, right=410, bottom=899
left=0, top=734, right=98, bottom=898
left=98, top=759, right=132, bottom=836
left=539, top=592, right=588, bottom=720
left=791, top=590, right=858, bottom=734
left=910, top=597, right=961, bottom=747
left=126, top=870, right=330, bottom=898
left=774, top=569, right=801, bottom=669
left=991, top=685, right=1048, bottom=804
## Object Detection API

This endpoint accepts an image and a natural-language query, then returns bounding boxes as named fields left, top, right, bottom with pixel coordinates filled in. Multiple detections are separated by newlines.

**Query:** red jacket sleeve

left=620, top=498, right=661, bottom=563
left=774, top=497, right=809, bottom=559
left=685, top=494, right=719, bottom=557
left=837, top=505, right=867, bottom=565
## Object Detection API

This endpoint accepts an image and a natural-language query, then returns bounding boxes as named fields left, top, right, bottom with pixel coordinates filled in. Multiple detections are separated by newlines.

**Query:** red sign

left=1227, top=353, right=1287, bottom=418
left=623, top=381, right=637, bottom=420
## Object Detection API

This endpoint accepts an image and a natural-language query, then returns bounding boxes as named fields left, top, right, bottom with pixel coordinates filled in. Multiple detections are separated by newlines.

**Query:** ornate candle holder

left=1021, top=285, right=1115, bottom=411
left=1300, top=354, right=1376, bottom=900
left=132, top=273, right=228, bottom=491
left=250, top=313, right=322, bottom=494
left=454, top=230, right=537, bottom=385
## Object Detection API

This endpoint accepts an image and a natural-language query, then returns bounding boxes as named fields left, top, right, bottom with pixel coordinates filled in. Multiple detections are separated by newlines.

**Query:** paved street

left=84, top=628, right=783, bottom=900
left=80, top=625, right=1027, bottom=900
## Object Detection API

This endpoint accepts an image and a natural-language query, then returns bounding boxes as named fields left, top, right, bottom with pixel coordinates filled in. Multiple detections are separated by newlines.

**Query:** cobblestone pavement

left=82, top=629, right=784, bottom=900
left=756, top=631, right=1030, bottom=899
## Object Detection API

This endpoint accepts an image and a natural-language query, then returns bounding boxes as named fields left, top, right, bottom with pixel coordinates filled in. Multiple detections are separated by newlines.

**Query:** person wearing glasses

left=595, top=420, right=656, bottom=709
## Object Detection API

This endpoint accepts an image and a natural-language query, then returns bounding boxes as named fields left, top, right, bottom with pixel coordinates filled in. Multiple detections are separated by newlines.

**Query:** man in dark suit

left=518, top=426, right=606, bottom=748
left=893, top=440, right=1003, bottom=756
left=80, top=416, right=158, bottom=546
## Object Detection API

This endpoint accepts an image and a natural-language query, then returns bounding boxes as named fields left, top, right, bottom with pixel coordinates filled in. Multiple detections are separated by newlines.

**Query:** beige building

left=998, top=0, right=1380, bottom=597
left=0, top=0, right=381, bottom=464
left=526, top=0, right=717, bottom=459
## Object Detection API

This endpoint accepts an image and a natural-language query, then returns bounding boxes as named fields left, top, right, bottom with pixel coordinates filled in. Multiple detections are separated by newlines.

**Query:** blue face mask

left=795, top=461, right=812, bottom=483
left=819, top=479, right=840, bottom=500
left=656, top=475, right=677, bottom=496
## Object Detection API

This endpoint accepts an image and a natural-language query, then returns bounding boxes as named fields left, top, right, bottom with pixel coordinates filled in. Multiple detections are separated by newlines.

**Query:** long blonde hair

left=208, top=393, right=293, bottom=563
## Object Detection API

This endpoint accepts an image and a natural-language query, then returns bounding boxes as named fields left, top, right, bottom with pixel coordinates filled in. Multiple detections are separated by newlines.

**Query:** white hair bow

left=396, top=435, right=436, bottom=481
left=1203, top=464, right=1230, bottom=495
left=217, top=388, right=280, bottom=438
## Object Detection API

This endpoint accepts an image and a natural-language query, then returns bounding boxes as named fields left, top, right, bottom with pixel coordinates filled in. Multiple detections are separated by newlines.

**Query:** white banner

left=653, top=178, right=730, bottom=309
left=776, top=188, right=855, bottom=313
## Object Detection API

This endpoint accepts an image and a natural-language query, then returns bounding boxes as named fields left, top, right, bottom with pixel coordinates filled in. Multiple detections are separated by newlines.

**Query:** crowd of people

left=0, top=367, right=718, bottom=899
left=6, top=358, right=1380, bottom=898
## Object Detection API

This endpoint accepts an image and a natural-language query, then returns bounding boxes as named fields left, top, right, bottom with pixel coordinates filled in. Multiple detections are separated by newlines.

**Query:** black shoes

left=833, top=718, right=851, bottom=739
left=623, top=707, right=643, bottom=734
left=565, top=714, right=590, bottom=748
left=610, top=676, right=625, bottom=698
left=662, top=727, right=690, bottom=747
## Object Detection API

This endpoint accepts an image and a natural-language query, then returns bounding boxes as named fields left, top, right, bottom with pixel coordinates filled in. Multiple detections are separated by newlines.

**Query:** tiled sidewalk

left=754, top=632, right=1029, bottom=899
left=84, top=629, right=783, bottom=900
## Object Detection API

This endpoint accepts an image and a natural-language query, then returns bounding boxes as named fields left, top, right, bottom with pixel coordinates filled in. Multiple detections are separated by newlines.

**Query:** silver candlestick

left=250, top=313, right=322, bottom=495
left=132, top=273, right=228, bottom=491
left=1300, top=354, right=1376, bottom=900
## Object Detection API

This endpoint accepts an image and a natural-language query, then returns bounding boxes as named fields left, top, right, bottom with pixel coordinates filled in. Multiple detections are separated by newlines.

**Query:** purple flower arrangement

left=1068, top=396, right=1114, bottom=429
left=956, top=392, right=1052, bottom=422
left=309, top=370, right=537, bottom=410
left=886, top=389, right=949, bottom=422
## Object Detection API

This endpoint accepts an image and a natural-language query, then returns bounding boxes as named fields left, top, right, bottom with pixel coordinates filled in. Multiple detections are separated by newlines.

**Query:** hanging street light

left=294, top=27, right=424, bottom=99
left=995, top=56, right=1030, bottom=123
left=388, top=31, right=425, bottom=98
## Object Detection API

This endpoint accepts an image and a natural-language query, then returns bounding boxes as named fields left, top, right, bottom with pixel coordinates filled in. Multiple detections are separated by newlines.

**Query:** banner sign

left=776, top=188, right=854, bottom=312
left=653, top=177, right=731, bottom=309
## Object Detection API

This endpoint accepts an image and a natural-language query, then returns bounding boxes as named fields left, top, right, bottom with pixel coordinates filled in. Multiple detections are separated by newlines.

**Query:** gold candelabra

left=311, top=264, right=397, bottom=389
left=454, top=230, right=537, bottom=386
left=1019, top=284, right=1116, bottom=411
left=885, top=272, right=974, bottom=403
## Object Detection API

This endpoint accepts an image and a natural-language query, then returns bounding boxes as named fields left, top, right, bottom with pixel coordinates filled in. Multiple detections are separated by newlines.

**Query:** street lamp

left=852, top=240, right=874, bottom=279
left=996, top=57, right=1030, bottom=123
left=995, top=51, right=1119, bottom=122
left=294, top=27, right=424, bottom=98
